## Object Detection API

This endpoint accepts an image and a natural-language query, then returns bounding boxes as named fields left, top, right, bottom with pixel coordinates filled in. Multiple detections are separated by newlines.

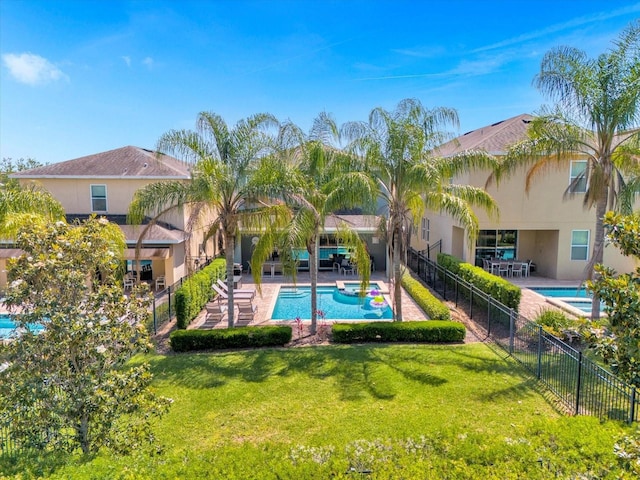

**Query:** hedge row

left=437, top=253, right=521, bottom=310
left=332, top=321, right=465, bottom=344
left=175, top=258, right=227, bottom=329
left=170, top=326, right=293, bottom=352
left=401, top=271, right=450, bottom=320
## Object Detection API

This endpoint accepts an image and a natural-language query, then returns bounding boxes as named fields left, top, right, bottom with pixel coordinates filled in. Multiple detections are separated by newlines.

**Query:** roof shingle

left=435, top=114, right=533, bottom=156
left=11, top=146, right=191, bottom=179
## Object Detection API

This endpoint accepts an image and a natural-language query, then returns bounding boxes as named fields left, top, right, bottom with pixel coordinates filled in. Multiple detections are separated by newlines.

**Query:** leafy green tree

left=494, top=20, right=640, bottom=319
left=129, top=112, right=284, bottom=327
left=249, top=114, right=373, bottom=334
left=585, top=211, right=640, bottom=386
left=341, top=98, right=498, bottom=320
left=0, top=217, right=170, bottom=455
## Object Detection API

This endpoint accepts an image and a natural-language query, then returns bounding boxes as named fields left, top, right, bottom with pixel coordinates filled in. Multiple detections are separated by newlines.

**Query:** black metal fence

left=149, top=258, right=213, bottom=335
left=407, top=247, right=639, bottom=423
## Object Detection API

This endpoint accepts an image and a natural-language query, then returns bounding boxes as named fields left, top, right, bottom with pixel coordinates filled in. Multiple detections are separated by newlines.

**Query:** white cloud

left=122, top=55, right=131, bottom=67
left=1, top=52, right=68, bottom=86
left=142, top=57, right=154, bottom=68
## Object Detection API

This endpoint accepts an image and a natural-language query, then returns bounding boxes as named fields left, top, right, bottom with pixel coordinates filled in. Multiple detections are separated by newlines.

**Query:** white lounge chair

left=212, top=283, right=254, bottom=302
left=216, top=279, right=256, bottom=298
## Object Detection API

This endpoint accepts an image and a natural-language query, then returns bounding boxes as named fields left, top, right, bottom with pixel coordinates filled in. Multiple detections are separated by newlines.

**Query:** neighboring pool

left=528, top=287, right=602, bottom=314
left=271, top=284, right=393, bottom=320
left=0, top=315, right=44, bottom=339
left=529, top=287, right=590, bottom=298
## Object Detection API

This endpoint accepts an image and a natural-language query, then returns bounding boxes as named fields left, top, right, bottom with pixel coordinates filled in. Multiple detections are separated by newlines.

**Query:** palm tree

left=0, top=184, right=65, bottom=237
left=128, top=111, right=284, bottom=327
left=249, top=114, right=373, bottom=334
left=494, top=21, right=640, bottom=319
left=342, top=98, right=498, bottom=321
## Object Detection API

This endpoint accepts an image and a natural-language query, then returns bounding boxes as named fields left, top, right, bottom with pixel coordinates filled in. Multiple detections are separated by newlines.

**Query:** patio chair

left=123, top=274, right=134, bottom=291
left=511, top=261, right=523, bottom=277
left=212, top=283, right=254, bottom=302
left=203, top=302, right=227, bottom=327
left=236, top=302, right=258, bottom=323
left=340, top=259, right=355, bottom=275
left=216, top=279, right=256, bottom=298
left=498, top=262, right=510, bottom=277
left=155, top=275, right=166, bottom=290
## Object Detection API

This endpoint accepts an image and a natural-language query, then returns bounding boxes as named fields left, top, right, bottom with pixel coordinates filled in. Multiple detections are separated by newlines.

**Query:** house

left=412, top=114, right=639, bottom=280
left=3, top=146, right=216, bottom=289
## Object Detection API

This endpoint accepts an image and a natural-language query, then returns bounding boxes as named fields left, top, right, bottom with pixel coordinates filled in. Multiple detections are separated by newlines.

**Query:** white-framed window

left=570, top=230, right=589, bottom=261
left=569, top=160, right=588, bottom=193
left=421, top=217, right=430, bottom=242
left=90, top=184, right=107, bottom=212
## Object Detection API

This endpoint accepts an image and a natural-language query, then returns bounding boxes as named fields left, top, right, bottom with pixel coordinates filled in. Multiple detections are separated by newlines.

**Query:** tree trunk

left=309, top=235, right=318, bottom=335
left=393, top=228, right=403, bottom=321
left=79, top=412, right=90, bottom=455
left=225, top=234, right=235, bottom=328
left=589, top=196, right=607, bottom=320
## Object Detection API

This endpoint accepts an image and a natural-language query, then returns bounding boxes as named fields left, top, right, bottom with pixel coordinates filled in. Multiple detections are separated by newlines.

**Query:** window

left=569, top=160, right=587, bottom=193
left=90, top=185, right=107, bottom=212
left=571, top=230, right=589, bottom=261
left=474, top=229, right=518, bottom=266
left=421, top=218, right=430, bottom=242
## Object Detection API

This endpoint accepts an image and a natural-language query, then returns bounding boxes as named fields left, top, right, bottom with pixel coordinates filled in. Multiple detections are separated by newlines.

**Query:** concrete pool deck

left=188, top=270, right=428, bottom=329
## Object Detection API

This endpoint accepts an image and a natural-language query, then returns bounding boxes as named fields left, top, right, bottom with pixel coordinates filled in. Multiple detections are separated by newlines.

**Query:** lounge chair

left=236, top=302, right=258, bottom=323
left=216, top=279, right=256, bottom=298
left=203, top=302, right=227, bottom=327
left=212, top=283, right=254, bottom=302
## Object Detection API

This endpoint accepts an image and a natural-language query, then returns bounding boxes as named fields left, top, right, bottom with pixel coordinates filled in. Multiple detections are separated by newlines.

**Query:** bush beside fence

left=175, top=258, right=226, bottom=329
left=401, top=272, right=450, bottom=320
left=437, top=253, right=521, bottom=310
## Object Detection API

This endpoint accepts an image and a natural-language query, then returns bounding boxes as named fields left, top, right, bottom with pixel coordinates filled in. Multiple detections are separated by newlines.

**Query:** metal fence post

left=469, top=284, right=473, bottom=320
left=168, top=285, right=172, bottom=320
left=536, top=326, right=543, bottom=379
left=575, top=351, right=583, bottom=416
left=508, top=308, right=515, bottom=355
left=629, top=387, right=637, bottom=424
left=153, top=297, right=157, bottom=335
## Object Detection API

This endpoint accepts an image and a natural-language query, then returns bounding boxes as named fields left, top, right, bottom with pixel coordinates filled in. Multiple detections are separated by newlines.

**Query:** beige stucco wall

left=412, top=163, right=639, bottom=280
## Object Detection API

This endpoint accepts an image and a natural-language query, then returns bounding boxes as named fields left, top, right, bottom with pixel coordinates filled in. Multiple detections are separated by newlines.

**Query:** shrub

left=332, top=321, right=465, bottom=344
left=401, top=272, right=450, bottom=320
left=175, top=258, right=226, bottom=329
left=437, top=253, right=521, bottom=310
left=535, top=308, right=575, bottom=339
left=170, top=326, right=293, bottom=352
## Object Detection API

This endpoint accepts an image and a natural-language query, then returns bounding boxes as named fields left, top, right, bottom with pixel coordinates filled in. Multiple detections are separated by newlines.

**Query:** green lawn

left=2, top=343, right=636, bottom=479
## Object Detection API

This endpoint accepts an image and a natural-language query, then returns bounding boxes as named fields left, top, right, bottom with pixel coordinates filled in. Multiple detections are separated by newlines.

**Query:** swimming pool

left=0, top=315, right=44, bottom=339
left=271, top=284, right=393, bottom=320
left=528, top=287, right=602, bottom=314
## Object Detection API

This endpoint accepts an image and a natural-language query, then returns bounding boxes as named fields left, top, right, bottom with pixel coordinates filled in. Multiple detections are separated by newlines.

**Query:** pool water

left=529, top=287, right=590, bottom=298
left=271, top=286, right=393, bottom=320
left=529, top=287, right=603, bottom=314
left=0, top=315, right=44, bottom=339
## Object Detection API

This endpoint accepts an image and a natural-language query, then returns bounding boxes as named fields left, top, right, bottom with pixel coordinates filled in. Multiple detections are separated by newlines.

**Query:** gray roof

left=119, top=224, right=185, bottom=244
left=10, top=146, right=191, bottom=179
left=323, top=215, right=381, bottom=233
left=435, top=114, right=533, bottom=156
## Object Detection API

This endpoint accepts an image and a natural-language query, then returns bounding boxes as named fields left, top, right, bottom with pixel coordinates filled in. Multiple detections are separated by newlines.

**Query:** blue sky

left=1, top=0, right=639, bottom=165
